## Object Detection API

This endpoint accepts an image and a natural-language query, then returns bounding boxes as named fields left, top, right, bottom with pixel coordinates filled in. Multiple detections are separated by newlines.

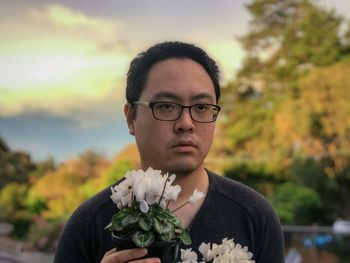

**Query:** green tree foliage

left=27, top=146, right=139, bottom=220
left=0, top=151, right=35, bottom=189
left=28, top=149, right=109, bottom=219
left=219, top=0, right=350, bottom=223
left=0, top=183, right=32, bottom=237
left=271, top=182, right=323, bottom=224
left=0, top=183, right=29, bottom=220
left=286, top=157, right=350, bottom=223
left=29, top=157, right=56, bottom=181
left=104, top=159, right=133, bottom=186
left=240, top=0, right=348, bottom=82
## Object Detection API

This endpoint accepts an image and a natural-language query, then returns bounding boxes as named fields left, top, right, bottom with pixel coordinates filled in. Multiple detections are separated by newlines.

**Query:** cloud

left=0, top=50, right=131, bottom=118
left=0, top=3, right=132, bottom=122
left=28, top=4, right=119, bottom=36
left=0, top=83, right=126, bottom=129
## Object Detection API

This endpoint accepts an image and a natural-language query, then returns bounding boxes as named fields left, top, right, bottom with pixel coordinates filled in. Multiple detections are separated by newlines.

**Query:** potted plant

left=105, top=168, right=205, bottom=262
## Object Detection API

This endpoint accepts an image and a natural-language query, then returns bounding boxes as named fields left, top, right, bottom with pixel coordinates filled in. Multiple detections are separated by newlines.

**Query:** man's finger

left=102, top=248, right=159, bottom=263
left=104, top=248, right=117, bottom=256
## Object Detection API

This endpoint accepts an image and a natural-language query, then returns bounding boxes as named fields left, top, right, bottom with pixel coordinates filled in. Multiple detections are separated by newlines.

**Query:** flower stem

left=158, top=173, right=170, bottom=206
left=171, top=201, right=189, bottom=212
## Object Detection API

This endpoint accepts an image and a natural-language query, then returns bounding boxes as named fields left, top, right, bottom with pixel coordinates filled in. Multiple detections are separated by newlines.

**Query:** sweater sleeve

left=209, top=172, right=285, bottom=263
left=53, top=186, right=116, bottom=263
left=54, top=206, right=97, bottom=263
left=254, top=200, right=285, bottom=263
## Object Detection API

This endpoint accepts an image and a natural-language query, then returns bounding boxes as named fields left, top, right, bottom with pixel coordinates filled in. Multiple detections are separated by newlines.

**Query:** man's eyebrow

left=150, top=91, right=215, bottom=101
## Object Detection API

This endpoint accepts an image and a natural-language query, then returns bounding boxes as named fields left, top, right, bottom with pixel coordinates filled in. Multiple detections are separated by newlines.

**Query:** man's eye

left=156, top=103, right=176, bottom=110
left=194, top=104, right=210, bottom=111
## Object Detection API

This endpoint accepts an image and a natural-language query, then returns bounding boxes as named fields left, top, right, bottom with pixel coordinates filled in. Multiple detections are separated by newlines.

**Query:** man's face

left=126, top=58, right=217, bottom=176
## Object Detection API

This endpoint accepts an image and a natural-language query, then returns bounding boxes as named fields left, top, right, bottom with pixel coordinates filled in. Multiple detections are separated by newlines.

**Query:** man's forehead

left=150, top=90, right=215, bottom=102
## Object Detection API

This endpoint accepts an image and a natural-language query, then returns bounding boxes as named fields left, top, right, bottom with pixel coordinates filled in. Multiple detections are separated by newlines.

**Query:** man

left=54, top=41, right=284, bottom=263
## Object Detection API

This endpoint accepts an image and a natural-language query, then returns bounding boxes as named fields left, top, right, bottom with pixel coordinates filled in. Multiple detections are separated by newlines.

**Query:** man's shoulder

left=68, top=186, right=116, bottom=227
left=208, top=170, right=265, bottom=200
left=207, top=171, right=275, bottom=217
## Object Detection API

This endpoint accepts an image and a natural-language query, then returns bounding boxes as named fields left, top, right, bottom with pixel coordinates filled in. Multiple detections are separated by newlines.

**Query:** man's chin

left=166, top=162, right=203, bottom=176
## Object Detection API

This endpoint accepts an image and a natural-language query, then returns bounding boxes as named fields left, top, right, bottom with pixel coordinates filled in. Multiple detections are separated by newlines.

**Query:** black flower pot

left=112, top=233, right=179, bottom=263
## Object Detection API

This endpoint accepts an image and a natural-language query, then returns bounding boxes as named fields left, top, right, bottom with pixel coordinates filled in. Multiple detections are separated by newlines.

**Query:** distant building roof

left=0, top=136, right=10, bottom=152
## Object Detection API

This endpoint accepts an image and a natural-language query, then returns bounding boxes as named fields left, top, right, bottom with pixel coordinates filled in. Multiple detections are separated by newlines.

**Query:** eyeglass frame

left=132, top=101, right=221, bottom=123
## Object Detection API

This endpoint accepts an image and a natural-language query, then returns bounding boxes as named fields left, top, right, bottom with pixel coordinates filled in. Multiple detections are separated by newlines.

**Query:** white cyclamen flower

left=133, top=168, right=182, bottom=205
left=110, top=169, right=143, bottom=206
left=220, top=238, right=235, bottom=251
left=133, top=168, right=167, bottom=203
left=199, top=242, right=214, bottom=261
left=211, top=241, right=231, bottom=256
left=230, top=243, right=254, bottom=262
left=130, top=169, right=151, bottom=201
left=147, top=170, right=169, bottom=204
left=198, top=238, right=255, bottom=263
left=110, top=186, right=120, bottom=204
left=139, top=199, right=149, bottom=213
left=120, top=193, right=132, bottom=208
left=163, top=184, right=181, bottom=202
left=213, top=254, right=233, bottom=263
left=180, top=248, right=198, bottom=263
left=189, top=188, right=205, bottom=205
left=110, top=183, right=132, bottom=207
left=165, top=173, right=176, bottom=187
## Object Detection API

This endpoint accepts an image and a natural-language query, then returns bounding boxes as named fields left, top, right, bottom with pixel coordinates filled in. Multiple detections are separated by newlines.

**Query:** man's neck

left=173, top=166, right=209, bottom=202
left=168, top=167, right=209, bottom=228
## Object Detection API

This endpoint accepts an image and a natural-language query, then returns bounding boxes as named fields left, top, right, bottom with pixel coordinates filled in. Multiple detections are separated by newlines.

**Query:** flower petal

left=139, top=199, right=149, bottom=213
left=189, top=189, right=205, bottom=205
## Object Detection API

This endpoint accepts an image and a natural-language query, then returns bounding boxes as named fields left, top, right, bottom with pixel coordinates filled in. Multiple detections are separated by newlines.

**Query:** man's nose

left=174, top=108, right=195, bottom=133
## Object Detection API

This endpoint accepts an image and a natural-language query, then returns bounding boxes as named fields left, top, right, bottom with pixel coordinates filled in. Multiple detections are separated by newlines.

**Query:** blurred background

left=1, top=0, right=350, bottom=262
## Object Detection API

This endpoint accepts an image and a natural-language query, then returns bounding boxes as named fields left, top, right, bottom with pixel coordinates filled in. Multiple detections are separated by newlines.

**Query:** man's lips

left=172, top=140, right=197, bottom=148
left=171, top=140, right=197, bottom=152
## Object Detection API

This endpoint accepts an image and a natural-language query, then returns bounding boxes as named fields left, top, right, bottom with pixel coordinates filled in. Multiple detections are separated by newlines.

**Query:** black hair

left=126, top=41, right=220, bottom=103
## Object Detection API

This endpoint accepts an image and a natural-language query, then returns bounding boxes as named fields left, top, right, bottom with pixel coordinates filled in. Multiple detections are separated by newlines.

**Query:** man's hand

left=101, top=248, right=161, bottom=263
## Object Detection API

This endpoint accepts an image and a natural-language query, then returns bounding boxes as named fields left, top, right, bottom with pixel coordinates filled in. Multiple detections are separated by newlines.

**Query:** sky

left=1, top=0, right=349, bottom=163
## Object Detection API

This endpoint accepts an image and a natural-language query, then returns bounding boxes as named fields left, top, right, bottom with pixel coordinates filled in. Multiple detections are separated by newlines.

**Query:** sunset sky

left=1, top=0, right=349, bottom=163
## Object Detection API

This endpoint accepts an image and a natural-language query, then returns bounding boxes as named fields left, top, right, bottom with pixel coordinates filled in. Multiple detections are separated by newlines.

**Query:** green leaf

left=163, top=211, right=181, bottom=227
left=158, top=231, right=174, bottom=241
left=111, top=216, right=125, bottom=232
left=112, top=209, right=129, bottom=224
left=138, top=215, right=153, bottom=231
left=111, top=221, right=124, bottom=232
left=104, top=222, right=112, bottom=230
left=178, top=229, right=191, bottom=245
left=153, top=218, right=174, bottom=234
left=122, top=213, right=140, bottom=226
left=132, top=231, right=154, bottom=248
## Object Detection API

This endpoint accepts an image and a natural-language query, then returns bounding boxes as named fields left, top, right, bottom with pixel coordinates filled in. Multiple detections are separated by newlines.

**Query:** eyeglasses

left=132, top=101, right=221, bottom=123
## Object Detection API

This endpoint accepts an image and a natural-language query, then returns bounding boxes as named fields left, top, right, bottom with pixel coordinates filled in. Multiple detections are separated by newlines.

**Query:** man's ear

left=124, top=103, right=136, bottom=135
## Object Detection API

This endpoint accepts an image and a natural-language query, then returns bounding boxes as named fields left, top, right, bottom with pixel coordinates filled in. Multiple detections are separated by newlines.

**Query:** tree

left=271, top=182, right=323, bottom=224
left=239, top=0, right=348, bottom=83
left=29, top=156, right=56, bottom=182
left=0, top=151, right=35, bottom=189
left=220, top=0, right=350, bottom=169
left=28, top=149, right=109, bottom=219
left=0, top=183, right=29, bottom=220
left=0, top=183, right=32, bottom=237
left=219, top=0, right=350, bottom=223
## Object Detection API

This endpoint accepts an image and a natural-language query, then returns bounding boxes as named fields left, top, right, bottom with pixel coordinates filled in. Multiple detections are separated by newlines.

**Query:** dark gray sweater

left=54, top=171, right=284, bottom=262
